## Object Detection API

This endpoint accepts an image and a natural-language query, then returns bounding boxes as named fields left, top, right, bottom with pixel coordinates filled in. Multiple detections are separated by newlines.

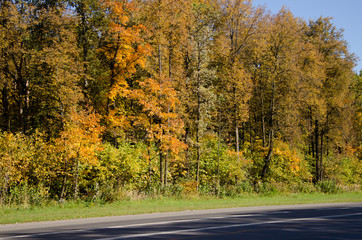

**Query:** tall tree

left=253, top=9, right=304, bottom=180
left=305, top=17, right=355, bottom=181
left=100, top=0, right=151, bottom=140
left=137, top=0, right=190, bottom=186
left=214, top=0, right=262, bottom=161
left=185, top=0, right=219, bottom=186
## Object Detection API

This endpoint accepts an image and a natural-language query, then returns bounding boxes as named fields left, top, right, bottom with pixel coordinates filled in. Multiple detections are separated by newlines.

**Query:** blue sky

left=252, top=0, right=362, bottom=73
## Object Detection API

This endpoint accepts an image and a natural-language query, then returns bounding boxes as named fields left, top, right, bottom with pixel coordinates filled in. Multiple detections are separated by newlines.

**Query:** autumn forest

left=0, top=0, right=361, bottom=204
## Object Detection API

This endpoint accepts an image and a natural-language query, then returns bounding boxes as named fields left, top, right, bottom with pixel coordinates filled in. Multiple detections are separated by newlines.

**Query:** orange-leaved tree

left=57, top=107, right=103, bottom=199
left=130, top=77, right=186, bottom=184
left=100, top=0, right=151, bottom=139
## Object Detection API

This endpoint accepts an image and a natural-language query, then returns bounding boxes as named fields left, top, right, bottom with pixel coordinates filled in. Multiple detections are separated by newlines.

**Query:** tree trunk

left=74, top=156, right=79, bottom=199
left=308, top=108, right=313, bottom=156
left=158, top=44, right=162, bottom=78
left=163, top=44, right=173, bottom=187
left=106, top=36, right=120, bottom=115
left=164, top=156, right=168, bottom=187
left=261, top=80, right=275, bottom=180
left=217, top=111, right=221, bottom=189
left=261, top=129, right=273, bottom=179
left=2, top=86, right=10, bottom=131
left=196, top=103, right=200, bottom=188
left=148, top=144, right=152, bottom=181
left=80, top=7, right=89, bottom=99
left=236, top=125, right=239, bottom=163
left=315, top=120, right=320, bottom=182
left=261, top=97, right=266, bottom=147
left=241, top=122, right=245, bottom=145
left=320, top=130, right=324, bottom=181
left=19, top=78, right=29, bottom=133
left=196, top=106, right=200, bottom=188
left=148, top=117, right=152, bottom=181
left=249, top=111, right=253, bottom=151
left=196, top=43, right=201, bottom=189
left=311, top=134, right=314, bottom=158
left=159, top=151, right=163, bottom=186
left=184, top=127, right=190, bottom=179
left=60, top=159, right=68, bottom=200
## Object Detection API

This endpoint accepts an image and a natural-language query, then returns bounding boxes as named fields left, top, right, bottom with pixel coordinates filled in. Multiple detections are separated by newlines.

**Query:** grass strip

left=1, top=191, right=361, bottom=225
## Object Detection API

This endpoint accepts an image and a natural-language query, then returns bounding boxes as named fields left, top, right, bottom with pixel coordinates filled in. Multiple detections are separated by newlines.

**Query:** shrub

left=317, top=180, right=340, bottom=194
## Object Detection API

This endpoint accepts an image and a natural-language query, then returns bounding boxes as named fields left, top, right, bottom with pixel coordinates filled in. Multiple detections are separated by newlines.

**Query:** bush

left=254, top=182, right=279, bottom=195
left=3, top=184, right=49, bottom=206
left=317, top=180, right=340, bottom=194
left=180, top=181, right=198, bottom=196
left=324, top=155, right=362, bottom=185
left=199, top=136, right=252, bottom=186
left=294, top=182, right=317, bottom=193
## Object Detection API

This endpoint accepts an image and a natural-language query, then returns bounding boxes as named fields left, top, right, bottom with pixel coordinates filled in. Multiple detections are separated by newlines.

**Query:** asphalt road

left=1, top=202, right=361, bottom=240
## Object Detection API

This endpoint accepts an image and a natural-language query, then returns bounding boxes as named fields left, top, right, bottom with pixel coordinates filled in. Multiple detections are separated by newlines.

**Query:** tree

left=100, top=0, right=151, bottom=140
left=57, top=106, right=103, bottom=199
left=183, top=0, right=219, bottom=186
left=214, top=0, right=262, bottom=162
left=137, top=0, right=191, bottom=186
left=251, top=9, right=304, bottom=180
left=305, top=17, right=355, bottom=181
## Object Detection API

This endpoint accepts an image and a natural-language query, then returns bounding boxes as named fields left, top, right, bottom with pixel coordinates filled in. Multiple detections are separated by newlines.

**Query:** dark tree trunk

left=261, top=129, right=273, bottom=179
left=217, top=111, right=221, bottom=188
left=2, top=86, right=10, bottom=131
left=236, top=125, right=239, bottom=163
left=184, top=127, right=190, bottom=179
left=320, top=130, right=324, bottom=181
left=315, top=120, right=320, bottom=182
left=261, top=97, right=266, bottom=147
left=148, top=144, right=152, bottom=181
left=159, top=151, right=163, bottom=186
left=241, top=122, right=245, bottom=145
left=106, top=36, right=120, bottom=116
left=249, top=111, right=253, bottom=151
left=163, top=156, right=168, bottom=187
left=196, top=43, right=201, bottom=189
left=261, top=80, right=275, bottom=180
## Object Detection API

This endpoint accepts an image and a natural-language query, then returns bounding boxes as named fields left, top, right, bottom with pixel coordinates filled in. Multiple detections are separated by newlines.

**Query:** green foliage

left=316, top=180, right=340, bottom=194
left=93, top=142, right=148, bottom=201
left=199, top=136, right=251, bottom=186
left=5, top=184, right=50, bottom=206
left=323, top=155, right=362, bottom=185
left=253, top=182, right=279, bottom=196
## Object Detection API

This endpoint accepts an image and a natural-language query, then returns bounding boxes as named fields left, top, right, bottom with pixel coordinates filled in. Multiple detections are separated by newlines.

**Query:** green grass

left=1, top=191, right=361, bottom=225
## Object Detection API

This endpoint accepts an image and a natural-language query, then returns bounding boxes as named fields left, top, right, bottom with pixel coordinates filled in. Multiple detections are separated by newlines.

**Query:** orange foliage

left=57, top=107, right=103, bottom=165
left=101, top=0, right=151, bottom=129
left=101, top=0, right=185, bottom=156
left=130, top=78, right=186, bottom=155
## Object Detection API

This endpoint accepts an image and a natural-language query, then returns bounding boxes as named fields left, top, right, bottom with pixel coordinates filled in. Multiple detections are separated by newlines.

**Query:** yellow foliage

left=261, top=140, right=313, bottom=182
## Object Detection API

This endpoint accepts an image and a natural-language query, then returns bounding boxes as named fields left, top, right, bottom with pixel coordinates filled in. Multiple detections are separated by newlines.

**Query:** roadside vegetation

left=1, top=191, right=362, bottom=224
left=0, top=0, right=361, bottom=214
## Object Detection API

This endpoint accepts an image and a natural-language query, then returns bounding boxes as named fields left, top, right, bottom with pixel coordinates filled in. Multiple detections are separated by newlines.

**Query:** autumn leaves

left=0, top=0, right=360, bottom=202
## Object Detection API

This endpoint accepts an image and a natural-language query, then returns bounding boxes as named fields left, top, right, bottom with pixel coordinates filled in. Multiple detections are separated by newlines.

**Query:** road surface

left=1, top=202, right=361, bottom=239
